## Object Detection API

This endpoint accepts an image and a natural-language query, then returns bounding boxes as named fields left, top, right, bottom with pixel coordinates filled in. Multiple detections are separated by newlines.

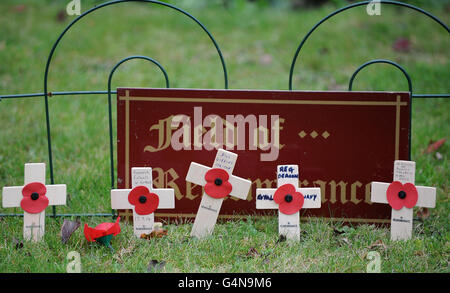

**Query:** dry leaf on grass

left=393, top=37, right=412, bottom=52
left=417, top=207, right=430, bottom=220
left=414, top=250, right=425, bottom=256
left=61, top=218, right=81, bottom=244
left=56, top=10, right=67, bottom=23
left=368, top=239, right=387, bottom=250
left=12, top=5, right=27, bottom=13
left=140, top=228, right=168, bottom=239
left=245, top=247, right=261, bottom=258
left=147, top=260, right=166, bottom=273
left=425, top=138, right=446, bottom=154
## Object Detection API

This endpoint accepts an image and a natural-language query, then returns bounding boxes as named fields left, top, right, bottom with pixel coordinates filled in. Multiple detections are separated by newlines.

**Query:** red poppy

left=386, top=181, right=418, bottom=210
left=20, top=182, right=49, bottom=214
left=204, top=168, right=232, bottom=199
left=273, top=184, right=304, bottom=215
left=128, top=186, right=159, bottom=215
left=84, top=217, right=121, bottom=242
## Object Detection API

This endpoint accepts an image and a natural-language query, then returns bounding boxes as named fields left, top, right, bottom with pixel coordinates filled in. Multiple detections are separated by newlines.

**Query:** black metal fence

left=0, top=0, right=448, bottom=219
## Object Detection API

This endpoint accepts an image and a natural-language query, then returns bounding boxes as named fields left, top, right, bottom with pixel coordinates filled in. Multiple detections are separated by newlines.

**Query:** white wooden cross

left=1, top=163, right=67, bottom=242
left=256, top=164, right=321, bottom=240
left=186, top=149, right=252, bottom=238
left=111, top=167, right=175, bottom=237
left=371, top=160, right=436, bottom=241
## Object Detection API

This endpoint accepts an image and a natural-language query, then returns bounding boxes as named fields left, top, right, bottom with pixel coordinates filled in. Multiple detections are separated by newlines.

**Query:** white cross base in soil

left=111, top=167, right=175, bottom=237
left=1, top=163, right=67, bottom=242
left=256, top=164, right=321, bottom=240
left=186, top=149, right=252, bottom=239
left=371, top=160, right=436, bottom=241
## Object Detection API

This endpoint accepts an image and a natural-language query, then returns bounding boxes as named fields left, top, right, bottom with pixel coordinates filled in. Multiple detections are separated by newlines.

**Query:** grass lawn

left=0, top=0, right=448, bottom=273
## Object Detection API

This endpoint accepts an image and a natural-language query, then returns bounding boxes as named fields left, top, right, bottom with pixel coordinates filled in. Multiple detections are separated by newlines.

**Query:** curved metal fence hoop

left=348, top=59, right=412, bottom=93
left=107, top=55, right=170, bottom=195
left=347, top=58, right=413, bottom=160
left=288, top=0, right=450, bottom=91
left=41, top=0, right=228, bottom=218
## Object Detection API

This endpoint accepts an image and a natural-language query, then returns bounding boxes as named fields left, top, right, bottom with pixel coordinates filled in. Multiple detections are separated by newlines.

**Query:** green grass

left=0, top=0, right=449, bottom=272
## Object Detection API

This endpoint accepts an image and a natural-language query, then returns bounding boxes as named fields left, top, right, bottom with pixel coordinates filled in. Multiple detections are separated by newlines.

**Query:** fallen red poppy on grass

left=84, top=217, right=121, bottom=247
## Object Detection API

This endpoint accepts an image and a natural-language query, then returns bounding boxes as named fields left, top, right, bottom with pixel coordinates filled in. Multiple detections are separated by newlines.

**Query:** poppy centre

left=398, top=190, right=406, bottom=199
left=284, top=194, right=293, bottom=202
left=31, top=192, right=39, bottom=200
left=214, top=178, right=222, bottom=186
left=139, top=195, right=147, bottom=203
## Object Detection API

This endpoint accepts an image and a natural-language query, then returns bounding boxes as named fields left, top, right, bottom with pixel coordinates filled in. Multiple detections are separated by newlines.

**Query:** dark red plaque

left=117, top=88, right=410, bottom=224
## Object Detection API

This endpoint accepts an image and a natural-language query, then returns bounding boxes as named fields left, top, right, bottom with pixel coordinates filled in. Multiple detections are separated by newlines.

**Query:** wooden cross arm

left=155, top=189, right=176, bottom=209
left=46, top=184, right=67, bottom=206
left=111, top=188, right=175, bottom=210
left=256, top=188, right=277, bottom=209
left=185, top=162, right=208, bottom=186
left=370, top=182, right=389, bottom=204
left=298, top=188, right=321, bottom=209
left=371, top=182, right=437, bottom=208
left=2, top=184, right=66, bottom=208
left=415, top=186, right=436, bottom=208
left=229, top=177, right=251, bottom=200
left=111, top=189, right=133, bottom=210
left=186, top=162, right=251, bottom=200
left=256, top=188, right=321, bottom=209
left=2, top=186, right=23, bottom=208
